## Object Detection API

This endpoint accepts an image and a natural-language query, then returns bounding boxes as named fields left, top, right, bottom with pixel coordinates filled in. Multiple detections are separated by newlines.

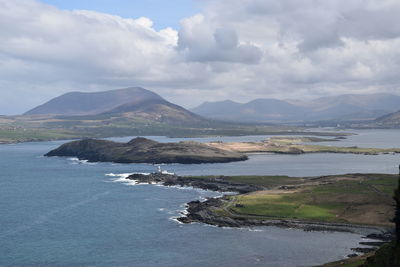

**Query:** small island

left=44, top=137, right=248, bottom=164
left=46, top=136, right=400, bottom=165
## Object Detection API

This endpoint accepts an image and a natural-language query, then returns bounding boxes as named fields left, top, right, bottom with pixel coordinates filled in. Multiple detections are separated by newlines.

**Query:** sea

left=0, top=129, right=399, bottom=266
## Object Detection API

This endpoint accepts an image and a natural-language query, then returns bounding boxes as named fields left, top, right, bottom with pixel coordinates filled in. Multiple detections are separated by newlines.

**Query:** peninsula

left=127, top=172, right=396, bottom=231
left=126, top=172, right=398, bottom=264
left=44, top=137, right=248, bottom=164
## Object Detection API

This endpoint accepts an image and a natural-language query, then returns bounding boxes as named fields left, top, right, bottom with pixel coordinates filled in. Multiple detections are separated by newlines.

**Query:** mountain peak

left=23, top=87, right=208, bottom=127
left=24, top=87, right=163, bottom=116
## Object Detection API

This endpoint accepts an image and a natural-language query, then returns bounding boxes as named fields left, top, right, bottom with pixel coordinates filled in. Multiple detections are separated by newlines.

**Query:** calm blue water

left=306, top=129, right=400, bottom=148
left=1, top=130, right=399, bottom=266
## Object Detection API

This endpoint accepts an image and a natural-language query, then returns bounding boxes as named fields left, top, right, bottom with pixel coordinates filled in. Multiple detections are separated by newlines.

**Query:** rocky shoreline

left=127, top=173, right=392, bottom=234
left=45, top=137, right=248, bottom=164
left=178, top=196, right=391, bottom=235
left=126, top=172, right=394, bottom=259
left=127, top=172, right=263, bottom=193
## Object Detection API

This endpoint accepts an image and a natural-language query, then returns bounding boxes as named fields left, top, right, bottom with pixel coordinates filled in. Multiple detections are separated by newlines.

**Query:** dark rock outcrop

left=45, top=137, right=248, bottom=164
left=127, top=173, right=263, bottom=193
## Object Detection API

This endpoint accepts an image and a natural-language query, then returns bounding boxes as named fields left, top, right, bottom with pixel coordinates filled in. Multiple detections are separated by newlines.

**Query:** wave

left=169, top=216, right=184, bottom=224
left=106, top=173, right=136, bottom=185
left=68, top=157, right=97, bottom=165
left=106, top=172, right=160, bottom=186
left=161, top=170, right=175, bottom=175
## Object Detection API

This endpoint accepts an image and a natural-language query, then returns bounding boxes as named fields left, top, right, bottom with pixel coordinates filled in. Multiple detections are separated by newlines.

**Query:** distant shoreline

left=0, top=130, right=352, bottom=145
left=206, top=136, right=400, bottom=155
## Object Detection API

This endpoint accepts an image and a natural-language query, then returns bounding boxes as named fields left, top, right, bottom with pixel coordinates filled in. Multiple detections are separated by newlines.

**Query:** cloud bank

left=0, top=0, right=400, bottom=114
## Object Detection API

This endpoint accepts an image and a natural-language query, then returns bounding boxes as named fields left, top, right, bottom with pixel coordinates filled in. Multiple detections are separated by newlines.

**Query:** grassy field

left=195, top=174, right=398, bottom=226
left=231, top=194, right=337, bottom=221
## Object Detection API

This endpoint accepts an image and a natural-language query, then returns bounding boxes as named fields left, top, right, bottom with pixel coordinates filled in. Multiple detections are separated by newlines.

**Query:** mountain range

left=7, top=86, right=400, bottom=145
left=22, top=88, right=400, bottom=128
left=24, top=87, right=207, bottom=126
left=191, top=93, right=400, bottom=123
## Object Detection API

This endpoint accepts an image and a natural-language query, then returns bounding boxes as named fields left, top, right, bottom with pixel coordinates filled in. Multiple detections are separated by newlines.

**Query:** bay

left=1, top=130, right=398, bottom=266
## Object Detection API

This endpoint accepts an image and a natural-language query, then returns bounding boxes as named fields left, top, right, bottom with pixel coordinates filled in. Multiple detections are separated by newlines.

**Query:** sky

left=1, top=0, right=400, bottom=115
left=39, top=0, right=199, bottom=30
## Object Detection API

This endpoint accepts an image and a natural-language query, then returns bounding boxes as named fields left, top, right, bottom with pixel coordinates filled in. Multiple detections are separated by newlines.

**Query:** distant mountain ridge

left=374, top=110, right=400, bottom=126
left=191, top=93, right=400, bottom=123
left=24, top=87, right=207, bottom=126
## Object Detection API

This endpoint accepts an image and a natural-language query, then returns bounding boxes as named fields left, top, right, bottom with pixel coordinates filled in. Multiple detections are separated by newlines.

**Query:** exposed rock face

left=45, top=137, right=248, bottom=164
left=127, top=173, right=263, bottom=193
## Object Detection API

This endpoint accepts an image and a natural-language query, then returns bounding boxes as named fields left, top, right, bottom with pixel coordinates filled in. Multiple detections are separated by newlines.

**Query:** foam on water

left=106, top=173, right=137, bottom=185
left=68, top=157, right=97, bottom=165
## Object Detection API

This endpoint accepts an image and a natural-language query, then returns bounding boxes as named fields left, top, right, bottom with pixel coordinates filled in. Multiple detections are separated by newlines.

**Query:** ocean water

left=1, top=130, right=399, bottom=266
left=305, top=128, right=400, bottom=148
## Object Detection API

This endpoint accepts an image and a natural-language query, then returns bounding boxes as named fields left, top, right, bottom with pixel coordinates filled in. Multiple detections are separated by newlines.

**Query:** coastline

left=125, top=172, right=395, bottom=261
left=177, top=196, right=391, bottom=236
left=126, top=172, right=394, bottom=236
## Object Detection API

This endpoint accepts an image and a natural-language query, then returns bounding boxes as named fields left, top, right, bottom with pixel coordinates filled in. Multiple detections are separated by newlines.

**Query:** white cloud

left=0, top=0, right=400, bottom=114
left=177, top=14, right=262, bottom=63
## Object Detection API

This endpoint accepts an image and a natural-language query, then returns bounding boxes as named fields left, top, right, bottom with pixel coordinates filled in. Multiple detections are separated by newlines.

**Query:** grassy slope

left=192, top=174, right=397, bottom=226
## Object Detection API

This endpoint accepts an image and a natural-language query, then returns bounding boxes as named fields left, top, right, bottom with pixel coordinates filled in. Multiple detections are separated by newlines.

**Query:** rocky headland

left=126, top=172, right=395, bottom=261
left=126, top=173, right=393, bottom=237
left=44, top=137, right=248, bottom=164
